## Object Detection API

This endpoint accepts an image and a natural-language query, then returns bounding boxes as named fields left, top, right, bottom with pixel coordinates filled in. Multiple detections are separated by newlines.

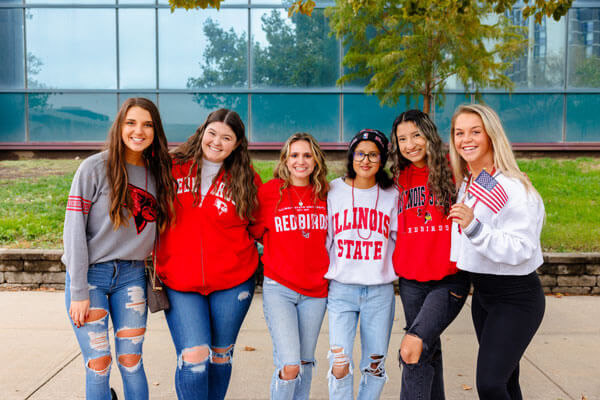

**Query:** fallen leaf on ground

left=462, top=384, right=472, bottom=391
left=243, top=346, right=256, bottom=351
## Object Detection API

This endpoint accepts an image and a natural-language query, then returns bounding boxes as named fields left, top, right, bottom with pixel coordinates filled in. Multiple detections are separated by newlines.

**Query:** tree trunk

left=422, top=94, right=432, bottom=115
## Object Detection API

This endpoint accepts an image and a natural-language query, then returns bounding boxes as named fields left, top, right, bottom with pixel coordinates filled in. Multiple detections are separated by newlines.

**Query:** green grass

left=0, top=157, right=598, bottom=252
left=0, top=173, right=75, bottom=248
left=518, top=158, right=600, bottom=252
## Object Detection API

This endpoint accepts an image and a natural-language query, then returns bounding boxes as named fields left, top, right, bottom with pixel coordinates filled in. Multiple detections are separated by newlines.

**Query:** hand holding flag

left=468, top=170, right=508, bottom=214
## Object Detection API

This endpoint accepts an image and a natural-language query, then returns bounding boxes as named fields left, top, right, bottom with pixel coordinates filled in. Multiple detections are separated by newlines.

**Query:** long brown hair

left=274, top=133, right=329, bottom=206
left=171, top=108, right=258, bottom=220
left=106, top=97, right=176, bottom=232
left=390, top=109, right=456, bottom=214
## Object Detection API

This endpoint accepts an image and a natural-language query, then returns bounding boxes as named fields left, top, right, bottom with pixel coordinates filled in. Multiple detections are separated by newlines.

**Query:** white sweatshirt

left=450, top=172, right=545, bottom=275
left=325, top=177, right=399, bottom=285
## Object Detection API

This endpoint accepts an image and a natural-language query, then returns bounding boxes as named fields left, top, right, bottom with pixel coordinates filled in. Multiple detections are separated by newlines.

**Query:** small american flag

left=468, top=170, right=508, bottom=213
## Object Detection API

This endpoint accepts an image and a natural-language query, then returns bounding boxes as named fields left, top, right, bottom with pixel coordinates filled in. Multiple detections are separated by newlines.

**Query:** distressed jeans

left=164, top=275, right=255, bottom=400
left=397, top=272, right=470, bottom=400
left=327, top=280, right=395, bottom=400
left=262, top=277, right=327, bottom=400
left=65, top=260, right=149, bottom=400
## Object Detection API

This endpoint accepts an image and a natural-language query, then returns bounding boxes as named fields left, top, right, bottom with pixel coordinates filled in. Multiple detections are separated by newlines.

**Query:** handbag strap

left=145, top=225, right=162, bottom=291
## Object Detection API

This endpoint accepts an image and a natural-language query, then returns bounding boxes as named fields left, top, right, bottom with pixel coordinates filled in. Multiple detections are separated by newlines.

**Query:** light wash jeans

left=262, top=277, right=327, bottom=400
left=327, top=280, right=395, bottom=400
left=65, top=260, right=149, bottom=400
left=163, top=275, right=255, bottom=400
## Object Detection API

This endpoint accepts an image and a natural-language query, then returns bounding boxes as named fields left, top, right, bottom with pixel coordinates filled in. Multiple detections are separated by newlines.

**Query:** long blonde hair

left=274, top=133, right=329, bottom=205
left=449, top=104, right=537, bottom=195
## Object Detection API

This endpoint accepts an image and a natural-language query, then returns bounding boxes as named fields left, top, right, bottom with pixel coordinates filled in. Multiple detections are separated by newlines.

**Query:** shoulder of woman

left=76, top=151, right=106, bottom=177
left=261, top=178, right=282, bottom=192
left=495, top=173, right=526, bottom=195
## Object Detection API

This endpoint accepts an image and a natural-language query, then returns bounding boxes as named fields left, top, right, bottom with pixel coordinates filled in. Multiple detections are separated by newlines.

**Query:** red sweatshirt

left=393, top=164, right=458, bottom=281
left=156, top=160, right=262, bottom=295
left=251, top=179, right=329, bottom=297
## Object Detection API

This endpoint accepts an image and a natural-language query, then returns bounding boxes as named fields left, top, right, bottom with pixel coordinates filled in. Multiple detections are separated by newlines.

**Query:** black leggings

left=470, top=272, right=545, bottom=400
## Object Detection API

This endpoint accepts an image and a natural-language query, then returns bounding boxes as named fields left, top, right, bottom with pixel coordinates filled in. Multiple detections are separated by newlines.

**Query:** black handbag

left=145, top=230, right=170, bottom=313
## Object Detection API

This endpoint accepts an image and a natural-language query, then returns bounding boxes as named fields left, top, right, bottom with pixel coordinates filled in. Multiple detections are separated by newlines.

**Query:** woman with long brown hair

left=156, top=108, right=261, bottom=400
left=251, top=133, right=329, bottom=399
left=390, top=109, right=470, bottom=400
left=63, top=97, right=176, bottom=400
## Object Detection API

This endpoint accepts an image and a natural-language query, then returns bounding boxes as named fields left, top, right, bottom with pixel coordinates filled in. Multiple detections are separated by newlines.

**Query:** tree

left=173, top=0, right=573, bottom=114
left=252, top=10, right=337, bottom=87
left=186, top=9, right=337, bottom=106
left=326, top=0, right=528, bottom=114
left=570, top=56, right=600, bottom=88
left=27, top=53, right=50, bottom=111
left=169, top=0, right=572, bottom=23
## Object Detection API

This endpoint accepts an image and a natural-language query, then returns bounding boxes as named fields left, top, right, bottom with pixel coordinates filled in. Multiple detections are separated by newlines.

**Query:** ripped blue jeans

left=164, top=276, right=255, bottom=400
left=263, top=277, right=327, bottom=400
left=65, top=260, right=148, bottom=400
left=327, top=280, right=395, bottom=400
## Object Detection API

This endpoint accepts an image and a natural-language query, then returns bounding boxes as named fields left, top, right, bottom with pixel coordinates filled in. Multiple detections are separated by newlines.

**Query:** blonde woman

left=448, top=104, right=545, bottom=400
left=251, top=133, right=329, bottom=400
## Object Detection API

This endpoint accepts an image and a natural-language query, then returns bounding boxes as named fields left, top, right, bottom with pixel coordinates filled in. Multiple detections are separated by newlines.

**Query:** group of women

left=62, top=97, right=546, bottom=400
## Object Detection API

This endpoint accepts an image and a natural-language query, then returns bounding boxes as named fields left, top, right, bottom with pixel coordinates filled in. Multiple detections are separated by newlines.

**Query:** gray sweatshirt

left=62, top=151, right=157, bottom=301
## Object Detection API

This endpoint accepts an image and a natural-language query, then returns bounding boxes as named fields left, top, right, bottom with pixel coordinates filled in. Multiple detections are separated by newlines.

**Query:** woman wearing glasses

left=325, top=129, right=399, bottom=400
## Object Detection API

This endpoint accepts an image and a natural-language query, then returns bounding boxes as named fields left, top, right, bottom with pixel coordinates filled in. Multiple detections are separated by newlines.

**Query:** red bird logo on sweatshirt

left=128, top=184, right=157, bottom=234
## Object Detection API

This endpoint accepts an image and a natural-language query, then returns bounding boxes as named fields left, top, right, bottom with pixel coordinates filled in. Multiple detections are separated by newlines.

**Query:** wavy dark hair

left=345, top=133, right=393, bottom=189
left=106, top=97, right=176, bottom=232
left=390, top=109, right=456, bottom=214
left=274, top=132, right=329, bottom=206
left=171, top=108, right=258, bottom=220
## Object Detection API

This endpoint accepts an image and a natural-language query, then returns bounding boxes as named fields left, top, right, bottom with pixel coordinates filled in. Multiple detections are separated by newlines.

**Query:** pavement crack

left=23, top=349, right=80, bottom=400
left=23, top=322, right=114, bottom=400
left=522, top=354, right=576, bottom=400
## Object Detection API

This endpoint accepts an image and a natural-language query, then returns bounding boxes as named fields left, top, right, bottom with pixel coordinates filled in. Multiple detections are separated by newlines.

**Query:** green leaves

left=168, top=0, right=223, bottom=11
left=326, top=0, right=534, bottom=113
left=288, top=0, right=316, bottom=17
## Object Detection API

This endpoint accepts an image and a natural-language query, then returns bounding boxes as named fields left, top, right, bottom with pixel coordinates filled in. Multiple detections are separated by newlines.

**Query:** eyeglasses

left=353, top=151, right=381, bottom=163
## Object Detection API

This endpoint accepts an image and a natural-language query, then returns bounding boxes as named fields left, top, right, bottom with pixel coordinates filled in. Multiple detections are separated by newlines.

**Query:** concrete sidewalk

left=1, top=291, right=598, bottom=400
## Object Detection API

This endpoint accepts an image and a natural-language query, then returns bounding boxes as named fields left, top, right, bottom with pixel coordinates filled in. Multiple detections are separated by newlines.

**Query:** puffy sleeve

left=463, top=181, right=544, bottom=266
left=62, top=159, right=101, bottom=301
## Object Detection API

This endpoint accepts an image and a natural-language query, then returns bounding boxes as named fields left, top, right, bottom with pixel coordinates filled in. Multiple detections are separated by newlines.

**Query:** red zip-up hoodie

left=393, top=164, right=458, bottom=281
left=156, top=160, right=262, bottom=294
left=250, top=179, right=329, bottom=298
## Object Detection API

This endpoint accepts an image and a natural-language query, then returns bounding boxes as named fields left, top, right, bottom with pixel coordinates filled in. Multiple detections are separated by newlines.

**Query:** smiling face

left=286, top=140, right=315, bottom=186
left=352, top=140, right=380, bottom=186
left=396, top=121, right=427, bottom=168
left=121, top=106, right=154, bottom=165
left=453, top=112, right=494, bottom=173
left=201, top=121, right=238, bottom=163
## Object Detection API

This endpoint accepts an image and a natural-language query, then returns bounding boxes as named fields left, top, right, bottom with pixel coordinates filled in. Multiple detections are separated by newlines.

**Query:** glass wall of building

left=1, top=0, right=599, bottom=148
